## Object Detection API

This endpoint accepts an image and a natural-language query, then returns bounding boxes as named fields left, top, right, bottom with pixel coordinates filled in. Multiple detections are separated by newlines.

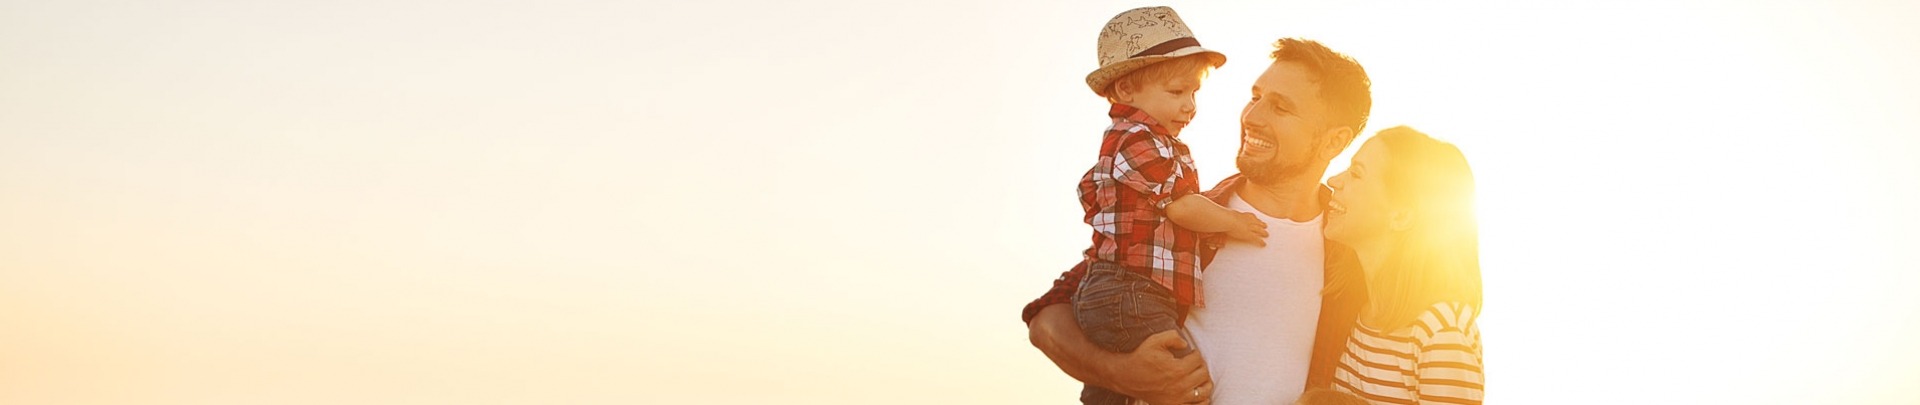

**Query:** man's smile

left=1240, top=129, right=1277, bottom=157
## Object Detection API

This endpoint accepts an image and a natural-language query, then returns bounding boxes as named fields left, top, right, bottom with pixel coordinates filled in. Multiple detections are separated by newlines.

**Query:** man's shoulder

left=1320, top=239, right=1364, bottom=296
left=1200, top=174, right=1245, bottom=204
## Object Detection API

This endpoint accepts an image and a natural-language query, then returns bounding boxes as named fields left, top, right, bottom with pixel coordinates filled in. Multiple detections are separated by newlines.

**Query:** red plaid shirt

left=1026, top=174, right=1371, bottom=392
left=1076, top=104, right=1207, bottom=307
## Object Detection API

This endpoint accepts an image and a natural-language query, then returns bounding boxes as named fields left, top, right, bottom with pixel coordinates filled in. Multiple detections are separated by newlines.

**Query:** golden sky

left=3, top=0, right=1918, bottom=404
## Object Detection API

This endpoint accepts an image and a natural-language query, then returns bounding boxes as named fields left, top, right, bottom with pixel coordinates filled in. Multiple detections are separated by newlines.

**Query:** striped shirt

left=1332, top=302, right=1484, bottom=405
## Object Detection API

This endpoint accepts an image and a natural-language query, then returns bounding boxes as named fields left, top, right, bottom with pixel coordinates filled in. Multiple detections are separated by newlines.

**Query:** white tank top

left=1181, top=194, right=1324, bottom=405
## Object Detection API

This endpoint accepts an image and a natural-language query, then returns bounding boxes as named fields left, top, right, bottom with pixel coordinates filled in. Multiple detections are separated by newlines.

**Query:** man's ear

left=1319, top=125, right=1356, bottom=160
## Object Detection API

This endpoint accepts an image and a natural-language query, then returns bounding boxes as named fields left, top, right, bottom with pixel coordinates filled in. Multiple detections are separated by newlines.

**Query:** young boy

left=1070, top=6, right=1268, bottom=405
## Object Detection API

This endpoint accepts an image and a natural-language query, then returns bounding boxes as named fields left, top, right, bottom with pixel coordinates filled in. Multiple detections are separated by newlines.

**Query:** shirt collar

left=1203, top=173, right=1334, bottom=213
left=1107, top=104, right=1175, bottom=136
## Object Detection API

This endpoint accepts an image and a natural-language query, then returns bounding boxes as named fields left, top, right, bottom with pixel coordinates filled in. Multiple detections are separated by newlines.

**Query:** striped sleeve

left=1412, top=303, right=1484, bottom=405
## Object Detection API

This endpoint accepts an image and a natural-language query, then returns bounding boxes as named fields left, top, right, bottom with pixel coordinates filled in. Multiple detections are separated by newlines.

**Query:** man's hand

left=1027, top=305, right=1215, bottom=404
left=1111, top=331, right=1214, bottom=405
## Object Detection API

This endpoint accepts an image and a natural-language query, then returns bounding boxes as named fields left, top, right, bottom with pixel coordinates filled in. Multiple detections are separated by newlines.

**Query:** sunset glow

left=3, top=1, right=1917, bottom=404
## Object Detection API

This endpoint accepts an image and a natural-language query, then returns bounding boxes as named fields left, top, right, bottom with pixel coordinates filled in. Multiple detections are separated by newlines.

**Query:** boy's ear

left=1109, top=78, right=1136, bottom=103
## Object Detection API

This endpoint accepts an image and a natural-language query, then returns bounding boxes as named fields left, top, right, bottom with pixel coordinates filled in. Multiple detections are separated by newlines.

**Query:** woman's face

left=1326, top=138, right=1396, bottom=253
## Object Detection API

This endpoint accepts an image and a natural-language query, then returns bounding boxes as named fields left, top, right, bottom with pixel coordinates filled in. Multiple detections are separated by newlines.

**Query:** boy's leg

left=1072, top=261, right=1190, bottom=405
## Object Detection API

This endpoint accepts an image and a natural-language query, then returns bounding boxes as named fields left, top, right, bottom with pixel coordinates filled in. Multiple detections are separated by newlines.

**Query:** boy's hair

left=1100, top=53, right=1217, bottom=103
left=1270, top=38, right=1372, bottom=137
left=1295, top=388, right=1369, bottom=405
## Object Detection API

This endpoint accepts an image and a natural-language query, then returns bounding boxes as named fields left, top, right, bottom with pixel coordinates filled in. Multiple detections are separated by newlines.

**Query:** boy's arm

left=1104, top=134, right=1265, bottom=245
left=1165, top=194, right=1267, bottom=244
left=1027, top=304, right=1215, bottom=405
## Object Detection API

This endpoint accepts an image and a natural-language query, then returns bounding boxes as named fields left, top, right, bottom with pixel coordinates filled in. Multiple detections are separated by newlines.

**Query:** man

left=1024, top=38, right=1374, bottom=405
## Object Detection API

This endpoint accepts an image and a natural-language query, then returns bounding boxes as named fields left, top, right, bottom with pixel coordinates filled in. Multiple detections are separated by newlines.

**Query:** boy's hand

left=1224, top=211, right=1267, bottom=247
left=1165, top=195, right=1267, bottom=243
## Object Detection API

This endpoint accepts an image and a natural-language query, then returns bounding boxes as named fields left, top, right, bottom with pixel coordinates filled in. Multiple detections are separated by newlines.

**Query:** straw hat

left=1085, top=6, right=1227, bottom=96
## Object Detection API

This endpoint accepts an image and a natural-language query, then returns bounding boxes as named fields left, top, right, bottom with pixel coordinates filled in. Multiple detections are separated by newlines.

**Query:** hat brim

left=1085, top=46, right=1227, bottom=96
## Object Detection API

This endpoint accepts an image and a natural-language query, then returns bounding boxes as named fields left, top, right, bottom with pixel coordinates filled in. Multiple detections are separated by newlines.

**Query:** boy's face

left=1119, top=74, right=1202, bottom=136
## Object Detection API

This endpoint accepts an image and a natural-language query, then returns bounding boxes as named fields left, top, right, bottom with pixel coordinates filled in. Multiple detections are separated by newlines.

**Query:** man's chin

left=1239, top=155, right=1305, bottom=185
left=1235, top=154, right=1267, bottom=173
left=1237, top=156, right=1272, bottom=179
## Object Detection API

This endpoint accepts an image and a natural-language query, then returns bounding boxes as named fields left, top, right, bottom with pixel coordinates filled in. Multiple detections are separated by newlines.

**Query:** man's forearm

left=1029, top=302, right=1213, bottom=405
left=1027, top=304, right=1119, bottom=388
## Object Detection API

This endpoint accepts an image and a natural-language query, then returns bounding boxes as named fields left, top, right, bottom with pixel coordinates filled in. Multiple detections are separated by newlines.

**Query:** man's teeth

left=1245, top=137, right=1274, bottom=148
left=1329, top=200, right=1346, bottom=213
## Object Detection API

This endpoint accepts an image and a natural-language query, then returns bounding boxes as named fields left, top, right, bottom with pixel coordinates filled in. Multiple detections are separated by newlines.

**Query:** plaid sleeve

left=1021, top=260, right=1088, bottom=325
left=1108, top=132, right=1187, bottom=210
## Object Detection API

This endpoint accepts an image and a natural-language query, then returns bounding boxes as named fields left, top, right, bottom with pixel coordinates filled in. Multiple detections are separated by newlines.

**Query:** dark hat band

left=1130, top=37, right=1203, bottom=58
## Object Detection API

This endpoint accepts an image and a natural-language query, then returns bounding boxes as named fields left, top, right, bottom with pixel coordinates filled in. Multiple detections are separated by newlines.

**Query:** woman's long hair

left=1363, top=127, right=1484, bottom=331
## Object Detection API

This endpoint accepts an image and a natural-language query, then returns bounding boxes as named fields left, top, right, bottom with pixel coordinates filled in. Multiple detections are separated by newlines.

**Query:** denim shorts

left=1072, top=261, right=1191, bottom=355
left=1072, top=261, right=1194, bottom=405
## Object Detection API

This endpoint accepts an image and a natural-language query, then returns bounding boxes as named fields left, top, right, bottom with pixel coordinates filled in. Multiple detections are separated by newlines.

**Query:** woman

left=1323, top=126, right=1485, bottom=404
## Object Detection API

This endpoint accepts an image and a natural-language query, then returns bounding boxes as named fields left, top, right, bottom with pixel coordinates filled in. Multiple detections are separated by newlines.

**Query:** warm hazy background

left=4, top=0, right=1918, bottom=404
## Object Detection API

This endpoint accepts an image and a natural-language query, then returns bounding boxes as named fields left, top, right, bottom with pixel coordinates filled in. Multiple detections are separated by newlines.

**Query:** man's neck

left=1235, top=174, right=1325, bottom=222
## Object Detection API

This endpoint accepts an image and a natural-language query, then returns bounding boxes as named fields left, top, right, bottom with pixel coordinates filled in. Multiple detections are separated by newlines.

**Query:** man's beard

left=1238, top=148, right=1312, bottom=185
